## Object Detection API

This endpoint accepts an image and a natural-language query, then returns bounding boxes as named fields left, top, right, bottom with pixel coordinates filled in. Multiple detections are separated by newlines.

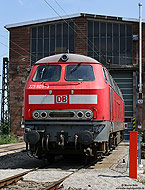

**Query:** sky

left=0, top=0, right=144, bottom=110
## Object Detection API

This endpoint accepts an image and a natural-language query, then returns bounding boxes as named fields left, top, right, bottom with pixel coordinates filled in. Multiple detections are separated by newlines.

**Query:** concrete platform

left=91, top=141, right=129, bottom=169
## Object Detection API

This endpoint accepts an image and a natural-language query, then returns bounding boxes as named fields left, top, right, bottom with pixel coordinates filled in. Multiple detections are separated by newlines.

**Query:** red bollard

left=129, top=131, right=138, bottom=179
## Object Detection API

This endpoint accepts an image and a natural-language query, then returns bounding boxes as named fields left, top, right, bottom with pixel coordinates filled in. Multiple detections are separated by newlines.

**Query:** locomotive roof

left=36, top=54, right=99, bottom=64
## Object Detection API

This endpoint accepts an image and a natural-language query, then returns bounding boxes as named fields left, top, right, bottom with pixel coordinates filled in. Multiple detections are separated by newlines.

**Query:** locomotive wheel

left=84, top=155, right=93, bottom=164
left=105, top=142, right=109, bottom=154
left=120, top=130, right=124, bottom=141
left=109, top=134, right=113, bottom=150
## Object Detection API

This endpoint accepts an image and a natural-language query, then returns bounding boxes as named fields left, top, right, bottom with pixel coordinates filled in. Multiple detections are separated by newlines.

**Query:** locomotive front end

left=24, top=53, right=124, bottom=160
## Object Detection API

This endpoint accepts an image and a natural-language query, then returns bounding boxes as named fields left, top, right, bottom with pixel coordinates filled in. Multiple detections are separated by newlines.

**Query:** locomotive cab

left=24, top=53, right=124, bottom=160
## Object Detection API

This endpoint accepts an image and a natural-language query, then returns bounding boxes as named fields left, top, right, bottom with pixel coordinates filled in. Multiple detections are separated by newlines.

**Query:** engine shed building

left=5, top=13, right=145, bottom=139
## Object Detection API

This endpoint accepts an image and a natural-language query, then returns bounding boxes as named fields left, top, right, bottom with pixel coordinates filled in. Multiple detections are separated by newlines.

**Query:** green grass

left=141, top=179, right=145, bottom=185
left=0, top=135, right=20, bottom=145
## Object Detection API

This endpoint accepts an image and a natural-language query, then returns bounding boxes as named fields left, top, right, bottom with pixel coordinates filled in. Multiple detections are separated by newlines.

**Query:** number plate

left=56, top=95, right=68, bottom=103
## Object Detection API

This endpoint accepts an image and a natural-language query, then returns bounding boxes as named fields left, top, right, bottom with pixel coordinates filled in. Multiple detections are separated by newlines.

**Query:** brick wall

left=74, top=17, right=87, bottom=55
left=9, top=26, right=30, bottom=136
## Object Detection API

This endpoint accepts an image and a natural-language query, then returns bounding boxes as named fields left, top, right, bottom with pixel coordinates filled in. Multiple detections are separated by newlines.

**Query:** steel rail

left=43, top=159, right=98, bottom=190
left=0, top=157, right=64, bottom=189
left=0, top=147, right=25, bottom=154
left=0, top=142, right=25, bottom=150
left=0, top=148, right=25, bottom=157
left=0, top=169, right=35, bottom=188
left=0, top=142, right=25, bottom=155
left=44, top=175, right=70, bottom=190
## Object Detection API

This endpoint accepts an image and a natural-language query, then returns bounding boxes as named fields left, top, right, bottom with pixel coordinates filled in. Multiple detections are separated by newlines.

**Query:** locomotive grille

left=49, top=112, right=75, bottom=118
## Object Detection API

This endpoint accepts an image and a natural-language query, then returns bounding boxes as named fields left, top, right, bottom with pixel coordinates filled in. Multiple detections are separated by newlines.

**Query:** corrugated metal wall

left=110, top=71, right=133, bottom=140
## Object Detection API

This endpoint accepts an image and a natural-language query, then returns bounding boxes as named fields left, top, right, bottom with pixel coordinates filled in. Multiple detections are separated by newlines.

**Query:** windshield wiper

left=40, top=67, right=46, bottom=79
left=70, top=62, right=81, bottom=73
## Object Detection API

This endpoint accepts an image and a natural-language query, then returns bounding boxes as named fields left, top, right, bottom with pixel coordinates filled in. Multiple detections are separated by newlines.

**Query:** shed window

left=31, top=22, right=74, bottom=65
left=87, top=21, right=133, bottom=65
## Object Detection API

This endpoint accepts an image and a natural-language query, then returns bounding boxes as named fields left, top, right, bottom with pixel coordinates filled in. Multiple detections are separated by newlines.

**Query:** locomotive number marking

left=56, top=95, right=68, bottom=103
left=28, top=85, right=49, bottom=89
left=29, top=85, right=36, bottom=89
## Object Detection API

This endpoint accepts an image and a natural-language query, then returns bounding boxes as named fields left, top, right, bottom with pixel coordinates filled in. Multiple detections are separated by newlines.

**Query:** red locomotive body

left=24, top=54, right=124, bottom=160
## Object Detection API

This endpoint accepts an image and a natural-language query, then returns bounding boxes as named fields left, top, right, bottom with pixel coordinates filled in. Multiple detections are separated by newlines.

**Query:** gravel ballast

left=62, top=169, right=145, bottom=190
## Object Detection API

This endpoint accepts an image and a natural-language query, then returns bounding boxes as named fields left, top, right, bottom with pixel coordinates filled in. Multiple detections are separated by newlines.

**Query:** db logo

left=56, top=95, right=68, bottom=103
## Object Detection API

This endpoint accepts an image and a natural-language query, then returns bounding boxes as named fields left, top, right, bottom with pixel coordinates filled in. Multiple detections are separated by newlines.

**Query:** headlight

left=40, top=111, right=47, bottom=118
left=85, top=110, right=93, bottom=119
left=77, top=111, right=84, bottom=118
left=33, top=111, right=40, bottom=119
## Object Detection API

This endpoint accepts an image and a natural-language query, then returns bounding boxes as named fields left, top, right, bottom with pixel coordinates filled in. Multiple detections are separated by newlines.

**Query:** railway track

left=0, top=142, right=25, bottom=156
left=0, top=164, right=92, bottom=190
left=44, top=142, right=129, bottom=190
left=0, top=156, right=96, bottom=189
left=0, top=148, right=122, bottom=190
left=43, top=161, right=98, bottom=190
left=44, top=175, right=69, bottom=190
left=0, top=169, right=35, bottom=189
left=0, top=141, right=129, bottom=189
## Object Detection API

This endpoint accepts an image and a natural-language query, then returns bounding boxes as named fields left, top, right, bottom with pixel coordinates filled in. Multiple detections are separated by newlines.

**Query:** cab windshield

left=65, top=64, right=95, bottom=81
left=32, top=65, right=61, bottom=82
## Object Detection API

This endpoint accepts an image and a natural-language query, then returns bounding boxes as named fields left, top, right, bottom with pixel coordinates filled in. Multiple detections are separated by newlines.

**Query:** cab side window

left=102, top=68, right=107, bottom=83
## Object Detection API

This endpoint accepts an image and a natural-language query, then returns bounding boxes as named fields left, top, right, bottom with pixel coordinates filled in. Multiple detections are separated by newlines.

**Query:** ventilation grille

left=49, top=112, right=75, bottom=118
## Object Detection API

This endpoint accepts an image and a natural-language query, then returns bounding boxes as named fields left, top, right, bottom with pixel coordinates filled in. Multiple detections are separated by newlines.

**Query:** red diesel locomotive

left=24, top=53, right=124, bottom=160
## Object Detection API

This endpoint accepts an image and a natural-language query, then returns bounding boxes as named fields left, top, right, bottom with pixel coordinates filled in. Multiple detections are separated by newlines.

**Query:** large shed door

left=110, top=71, right=133, bottom=140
